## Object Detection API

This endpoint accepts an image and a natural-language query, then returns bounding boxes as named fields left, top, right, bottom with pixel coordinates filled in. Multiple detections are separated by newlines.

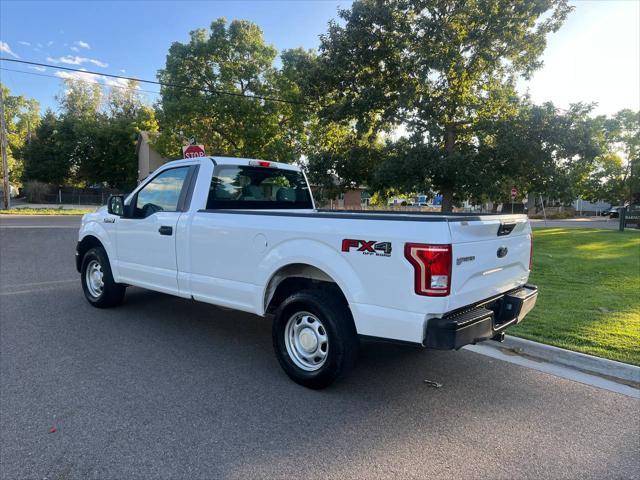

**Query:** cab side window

left=206, top=166, right=312, bottom=210
left=135, top=167, right=190, bottom=218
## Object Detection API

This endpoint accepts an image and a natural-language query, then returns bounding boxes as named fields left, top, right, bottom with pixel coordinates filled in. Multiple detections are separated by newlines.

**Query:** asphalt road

left=1, top=215, right=639, bottom=480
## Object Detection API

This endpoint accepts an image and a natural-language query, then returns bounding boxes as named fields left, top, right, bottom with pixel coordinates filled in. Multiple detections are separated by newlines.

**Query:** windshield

left=206, top=165, right=313, bottom=210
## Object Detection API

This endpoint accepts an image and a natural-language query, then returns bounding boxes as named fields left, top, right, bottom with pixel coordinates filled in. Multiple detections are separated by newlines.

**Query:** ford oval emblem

left=497, top=246, right=508, bottom=258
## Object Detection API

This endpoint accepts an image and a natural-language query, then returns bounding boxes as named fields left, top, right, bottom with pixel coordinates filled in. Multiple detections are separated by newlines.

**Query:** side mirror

left=107, top=195, right=125, bottom=216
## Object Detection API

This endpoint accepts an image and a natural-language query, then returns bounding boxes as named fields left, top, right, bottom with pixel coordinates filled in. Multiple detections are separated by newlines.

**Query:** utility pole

left=0, top=86, right=10, bottom=209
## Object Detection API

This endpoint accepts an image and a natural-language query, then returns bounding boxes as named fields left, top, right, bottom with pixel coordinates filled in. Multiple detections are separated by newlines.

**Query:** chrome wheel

left=284, top=311, right=329, bottom=371
left=85, top=259, right=104, bottom=298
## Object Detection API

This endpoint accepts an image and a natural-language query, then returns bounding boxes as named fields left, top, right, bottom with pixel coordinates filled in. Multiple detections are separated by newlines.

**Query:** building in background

left=136, top=131, right=167, bottom=182
left=572, top=198, right=611, bottom=216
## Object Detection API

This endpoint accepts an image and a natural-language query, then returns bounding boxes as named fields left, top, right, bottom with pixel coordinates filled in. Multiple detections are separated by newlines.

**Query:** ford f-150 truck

left=76, top=156, right=537, bottom=388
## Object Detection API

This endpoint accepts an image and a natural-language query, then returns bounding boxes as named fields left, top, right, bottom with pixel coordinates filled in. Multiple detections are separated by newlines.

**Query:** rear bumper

left=424, top=284, right=538, bottom=350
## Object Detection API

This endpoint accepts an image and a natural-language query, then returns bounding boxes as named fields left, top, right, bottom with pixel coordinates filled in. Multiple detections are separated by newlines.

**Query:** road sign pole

left=539, top=194, right=547, bottom=226
left=0, top=87, right=10, bottom=210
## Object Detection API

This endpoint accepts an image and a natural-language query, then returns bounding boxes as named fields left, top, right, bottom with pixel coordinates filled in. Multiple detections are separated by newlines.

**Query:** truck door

left=116, top=166, right=194, bottom=294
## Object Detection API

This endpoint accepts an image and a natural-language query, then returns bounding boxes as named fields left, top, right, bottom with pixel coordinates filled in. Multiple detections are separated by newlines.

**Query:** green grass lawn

left=510, top=227, right=640, bottom=365
left=0, top=207, right=94, bottom=215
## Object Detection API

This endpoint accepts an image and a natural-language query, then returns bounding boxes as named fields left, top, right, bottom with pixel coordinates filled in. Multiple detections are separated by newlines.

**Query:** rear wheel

left=272, top=289, right=358, bottom=389
left=81, top=247, right=125, bottom=308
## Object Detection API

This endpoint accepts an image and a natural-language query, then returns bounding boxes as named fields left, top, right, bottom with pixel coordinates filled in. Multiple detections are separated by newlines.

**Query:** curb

left=488, top=336, right=640, bottom=385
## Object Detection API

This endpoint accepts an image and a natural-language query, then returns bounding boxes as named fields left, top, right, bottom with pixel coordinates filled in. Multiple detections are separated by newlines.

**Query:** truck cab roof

left=210, top=156, right=302, bottom=171
left=162, top=156, right=302, bottom=172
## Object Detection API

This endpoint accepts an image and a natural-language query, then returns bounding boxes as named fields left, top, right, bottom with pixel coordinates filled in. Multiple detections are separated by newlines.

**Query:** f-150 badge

left=342, top=239, right=392, bottom=257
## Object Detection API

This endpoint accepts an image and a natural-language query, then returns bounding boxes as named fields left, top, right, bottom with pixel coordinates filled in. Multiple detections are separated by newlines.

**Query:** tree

left=22, top=79, right=158, bottom=190
left=605, top=110, right=639, bottom=202
left=314, top=0, right=573, bottom=210
left=578, top=153, right=626, bottom=205
left=55, top=78, right=103, bottom=184
left=306, top=122, right=385, bottom=202
left=474, top=101, right=602, bottom=206
left=44, top=78, right=158, bottom=190
left=22, top=110, right=70, bottom=185
left=92, top=81, right=158, bottom=189
left=571, top=109, right=639, bottom=205
left=0, top=82, right=40, bottom=183
left=156, top=18, right=310, bottom=162
left=57, top=79, right=102, bottom=119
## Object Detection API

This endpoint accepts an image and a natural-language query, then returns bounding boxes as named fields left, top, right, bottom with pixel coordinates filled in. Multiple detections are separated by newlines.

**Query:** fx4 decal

left=341, top=239, right=392, bottom=257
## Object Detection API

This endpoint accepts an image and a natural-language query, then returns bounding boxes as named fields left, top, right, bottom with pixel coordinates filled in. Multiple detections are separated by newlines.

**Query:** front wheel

left=81, top=247, right=125, bottom=308
left=272, top=289, right=359, bottom=389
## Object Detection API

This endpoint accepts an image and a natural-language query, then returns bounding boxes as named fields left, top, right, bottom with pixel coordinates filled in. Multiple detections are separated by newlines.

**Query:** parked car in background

left=604, top=205, right=627, bottom=218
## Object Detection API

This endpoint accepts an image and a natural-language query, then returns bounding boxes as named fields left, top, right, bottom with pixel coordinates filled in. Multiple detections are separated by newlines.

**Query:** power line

left=0, top=67, right=162, bottom=96
left=0, top=57, right=313, bottom=106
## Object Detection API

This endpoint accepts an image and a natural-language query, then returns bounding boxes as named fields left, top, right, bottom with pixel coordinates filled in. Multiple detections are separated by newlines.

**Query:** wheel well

left=78, top=235, right=104, bottom=264
left=264, top=264, right=349, bottom=314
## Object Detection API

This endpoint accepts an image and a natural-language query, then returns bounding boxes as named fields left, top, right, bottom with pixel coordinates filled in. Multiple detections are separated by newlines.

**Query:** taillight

left=249, top=160, right=273, bottom=167
left=529, top=233, right=533, bottom=271
left=404, top=243, right=452, bottom=296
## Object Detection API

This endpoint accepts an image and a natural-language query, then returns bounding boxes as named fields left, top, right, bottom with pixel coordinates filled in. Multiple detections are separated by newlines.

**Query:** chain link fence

left=22, top=182, right=122, bottom=206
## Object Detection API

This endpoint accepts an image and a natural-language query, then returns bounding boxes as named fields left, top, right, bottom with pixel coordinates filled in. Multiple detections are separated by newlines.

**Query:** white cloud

left=120, top=69, right=126, bottom=73
left=59, top=55, right=84, bottom=65
left=52, top=55, right=108, bottom=68
left=88, top=58, right=108, bottom=67
left=47, top=41, right=54, bottom=47
left=55, top=68, right=103, bottom=84
left=30, top=65, right=46, bottom=72
left=18, top=41, right=31, bottom=46
left=0, top=41, right=20, bottom=58
left=103, top=77, right=130, bottom=88
left=74, top=40, right=90, bottom=49
left=55, top=69, right=138, bottom=91
left=70, top=46, right=79, bottom=52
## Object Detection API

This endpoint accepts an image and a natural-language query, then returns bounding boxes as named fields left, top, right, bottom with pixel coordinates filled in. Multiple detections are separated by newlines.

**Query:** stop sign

left=182, top=144, right=206, bottom=158
left=511, top=187, right=517, bottom=199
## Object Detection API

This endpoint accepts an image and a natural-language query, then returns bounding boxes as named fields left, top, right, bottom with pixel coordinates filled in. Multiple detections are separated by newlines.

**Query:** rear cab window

left=206, top=165, right=313, bottom=210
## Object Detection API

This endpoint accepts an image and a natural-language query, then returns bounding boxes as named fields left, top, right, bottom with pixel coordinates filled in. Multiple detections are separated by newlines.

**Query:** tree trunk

left=440, top=123, right=456, bottom=212
left=441, top=188, right=454, bottom=212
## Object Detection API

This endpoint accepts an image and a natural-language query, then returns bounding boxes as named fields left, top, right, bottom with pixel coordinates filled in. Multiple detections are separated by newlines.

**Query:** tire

left=272, top=288, right=359, bottom=389
left=81, top=246, right=126, bottom=308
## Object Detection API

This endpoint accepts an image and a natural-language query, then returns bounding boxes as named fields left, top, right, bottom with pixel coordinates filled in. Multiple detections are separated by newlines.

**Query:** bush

left=528, top=211, right=575, bottom=219
left=23, top=181, right=53, bottom=203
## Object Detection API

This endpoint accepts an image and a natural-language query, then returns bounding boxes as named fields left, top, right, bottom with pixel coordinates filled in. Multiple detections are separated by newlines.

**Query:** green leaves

left=312, top=0, right=574, bottom=209
left=156, top=18, right=310, bottom=163
left=0, top=83, right=40, bottom=183
left=22, top=79, right=158, bottom=190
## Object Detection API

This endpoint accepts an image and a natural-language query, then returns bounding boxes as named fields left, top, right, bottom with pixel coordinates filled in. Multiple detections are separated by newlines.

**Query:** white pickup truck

left=77, top=156, right=537, bottom=388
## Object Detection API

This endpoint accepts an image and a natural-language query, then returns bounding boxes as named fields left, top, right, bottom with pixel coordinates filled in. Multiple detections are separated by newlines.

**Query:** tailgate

left=448, top=216, right=531, bottom=311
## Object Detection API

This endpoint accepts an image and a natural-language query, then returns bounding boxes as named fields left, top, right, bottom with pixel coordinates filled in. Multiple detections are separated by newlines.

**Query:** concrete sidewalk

left=530, top=216, right=636, bottom=230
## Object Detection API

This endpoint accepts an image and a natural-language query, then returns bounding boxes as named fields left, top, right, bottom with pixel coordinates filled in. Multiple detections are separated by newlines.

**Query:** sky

left=0, top=0, right=638, bottom=117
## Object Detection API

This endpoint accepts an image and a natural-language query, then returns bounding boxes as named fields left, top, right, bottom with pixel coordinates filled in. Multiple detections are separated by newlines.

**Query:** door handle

left=158, top=226, right=173, bottom=236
